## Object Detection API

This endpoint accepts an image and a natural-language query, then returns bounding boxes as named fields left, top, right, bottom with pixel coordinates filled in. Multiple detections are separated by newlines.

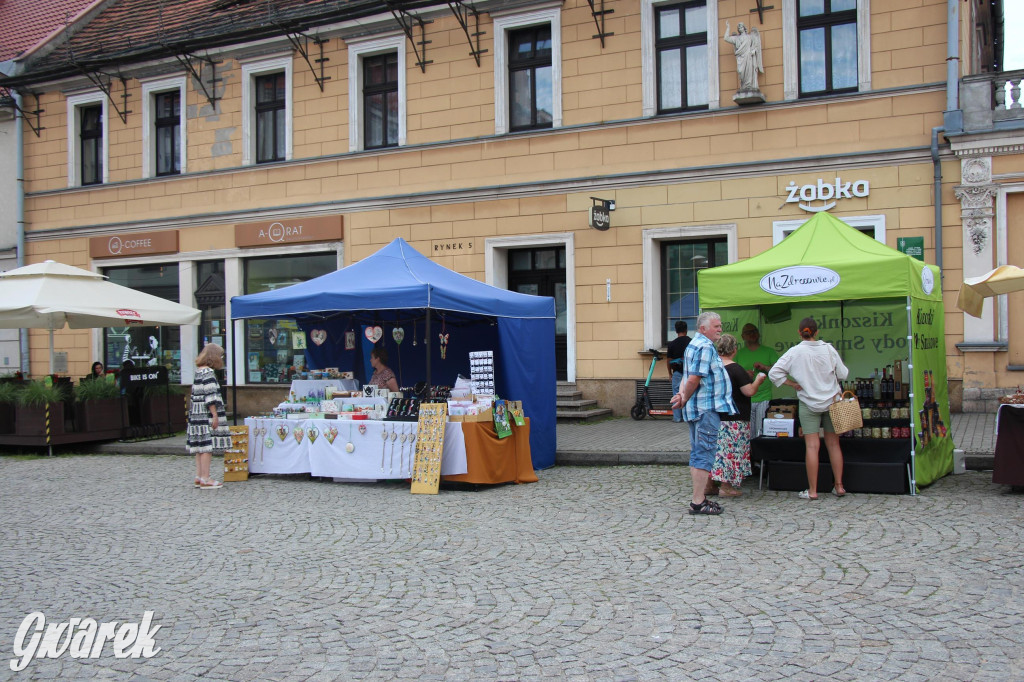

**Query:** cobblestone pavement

left=555, top=412, right=995, bottom=466
left=1, top=456, right=1022, bottom=680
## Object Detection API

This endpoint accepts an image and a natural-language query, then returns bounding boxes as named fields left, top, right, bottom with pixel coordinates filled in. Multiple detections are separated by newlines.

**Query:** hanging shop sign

left=89, top=230, right=179, bottom=259
left=759, top=265, right=841, bottom=297
left=784, top=177, right=870, bottom=213
left=235, top=215, right=343, bottom=248
left=589, top=205, right=611, bottom=230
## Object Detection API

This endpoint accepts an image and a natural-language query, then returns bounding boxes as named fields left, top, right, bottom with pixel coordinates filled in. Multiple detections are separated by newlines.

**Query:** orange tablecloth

left=443, top=418, right=537, bottom=485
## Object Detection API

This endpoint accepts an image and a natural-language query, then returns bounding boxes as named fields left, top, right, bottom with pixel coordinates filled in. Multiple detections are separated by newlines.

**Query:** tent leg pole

left=907, top=299, right=917, bottom=495
left=232, top=327, right=238, bottom=426
left=425, top=311, right=432, bottom=393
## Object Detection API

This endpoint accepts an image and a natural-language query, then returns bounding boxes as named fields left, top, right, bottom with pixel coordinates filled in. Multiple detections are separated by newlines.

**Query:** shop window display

left=103, top=264, right=182, bottom=382
left=244, top=253, right=336, bottom=383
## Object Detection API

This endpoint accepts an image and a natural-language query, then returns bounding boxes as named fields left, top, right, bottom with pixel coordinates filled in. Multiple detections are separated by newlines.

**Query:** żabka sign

left=784, top=177, right=869, bottom=213
left=759, top=266, right=841, bottom=297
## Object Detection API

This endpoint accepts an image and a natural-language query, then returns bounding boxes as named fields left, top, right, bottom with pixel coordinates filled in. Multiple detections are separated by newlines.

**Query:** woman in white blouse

left=768, top=317, right=849, bottom=500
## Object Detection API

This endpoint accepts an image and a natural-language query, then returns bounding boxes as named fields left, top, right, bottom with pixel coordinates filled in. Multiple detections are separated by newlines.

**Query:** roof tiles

left=0, top=0, right=98, bottom=62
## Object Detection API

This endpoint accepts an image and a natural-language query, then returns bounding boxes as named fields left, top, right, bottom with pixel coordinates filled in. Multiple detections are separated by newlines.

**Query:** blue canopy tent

left=229, top=238, right=557, bottom=469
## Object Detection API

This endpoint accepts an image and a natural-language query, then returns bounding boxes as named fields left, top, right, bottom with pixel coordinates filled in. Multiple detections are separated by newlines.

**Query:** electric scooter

left=630, top=349, right=675, bottom=420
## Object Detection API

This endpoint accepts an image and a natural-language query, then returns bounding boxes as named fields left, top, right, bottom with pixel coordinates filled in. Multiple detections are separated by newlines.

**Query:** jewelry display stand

left=225, top=425, right=250, bottom=482
left=469, top=350, right=495, bottom=395
left=411, top=402, right=448, bottom=495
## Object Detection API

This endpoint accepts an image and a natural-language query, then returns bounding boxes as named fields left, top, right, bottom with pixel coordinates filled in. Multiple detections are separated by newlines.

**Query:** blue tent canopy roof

left=231, top=238, right=555, bottom=320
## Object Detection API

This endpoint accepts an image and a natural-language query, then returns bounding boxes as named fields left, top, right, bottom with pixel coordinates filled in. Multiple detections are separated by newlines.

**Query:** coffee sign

left=89, top=231, right=178, bottom=259
left=235, top=215, right=343, bottom=248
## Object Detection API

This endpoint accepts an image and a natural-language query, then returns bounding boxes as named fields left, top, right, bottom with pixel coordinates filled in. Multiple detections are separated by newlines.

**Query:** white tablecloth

left=245, top=417, right=467, bottom=480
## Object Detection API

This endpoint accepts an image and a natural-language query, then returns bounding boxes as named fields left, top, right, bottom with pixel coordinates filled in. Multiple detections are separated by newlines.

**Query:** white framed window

left=66, top=91, right=109, bottom=187
left=783, top=0, right=870, bottom=100
left=772, top=214, right=885, bottom=244
left=348, top=32, right=407, bottom=152
left=241, top=56, right=293, bottom=165
left=642, top=224, right=737, bottom=350
left=141, top=76, right=187, bottom=179
left=492, top=5, right=562, bottom=135
left=641, top=0, right=719, bottom=116
left=486, top=233, right=576, bottom=382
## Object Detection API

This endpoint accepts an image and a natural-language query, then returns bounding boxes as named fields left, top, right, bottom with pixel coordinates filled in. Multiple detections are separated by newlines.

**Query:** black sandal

left=689, top=498, right=723, bottom=515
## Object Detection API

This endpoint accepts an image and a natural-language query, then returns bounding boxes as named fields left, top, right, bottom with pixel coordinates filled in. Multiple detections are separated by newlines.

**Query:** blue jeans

left=671, top=370, right=684, bottom=422
left=687, top=410, right=720, bottom=471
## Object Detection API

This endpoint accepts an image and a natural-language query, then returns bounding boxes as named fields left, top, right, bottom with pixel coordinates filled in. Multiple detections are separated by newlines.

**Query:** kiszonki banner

left=699, top=212, right=952, bottom=489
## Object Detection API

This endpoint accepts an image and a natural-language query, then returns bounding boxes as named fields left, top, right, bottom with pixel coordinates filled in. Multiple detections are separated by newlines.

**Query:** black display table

left=994, top=405, right=1024, bottom=487
left=751, top=436, right=912, bottom=494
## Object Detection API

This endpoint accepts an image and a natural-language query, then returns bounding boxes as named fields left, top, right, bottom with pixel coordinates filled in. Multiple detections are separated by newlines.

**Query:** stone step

left=557, top=398, right=599, bottom=409
left=557, top=407, right=614, bottom=423
left=556, top=386, right=581, bottom=397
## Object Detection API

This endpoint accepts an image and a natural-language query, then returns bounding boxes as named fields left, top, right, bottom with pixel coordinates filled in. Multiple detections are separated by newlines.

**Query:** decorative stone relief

left=961, top=157, right=991, bottom=184
left=954, top=157, right=998, bottom=256
left=963, top=217, right=991, bottom=254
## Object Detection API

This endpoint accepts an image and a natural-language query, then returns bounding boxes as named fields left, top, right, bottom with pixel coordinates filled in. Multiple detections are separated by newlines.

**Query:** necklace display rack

left=410, top=402, right=448, bottom=495
left=225, top=425, right=250, bottom=482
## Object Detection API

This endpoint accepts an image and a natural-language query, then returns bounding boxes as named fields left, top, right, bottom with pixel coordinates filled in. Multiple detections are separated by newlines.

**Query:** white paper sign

left=759, top=266, right=840, bottom=297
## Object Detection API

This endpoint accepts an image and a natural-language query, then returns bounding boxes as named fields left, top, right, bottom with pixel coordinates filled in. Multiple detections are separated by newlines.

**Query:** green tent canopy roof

left=698, top=212, right=942, bottom=309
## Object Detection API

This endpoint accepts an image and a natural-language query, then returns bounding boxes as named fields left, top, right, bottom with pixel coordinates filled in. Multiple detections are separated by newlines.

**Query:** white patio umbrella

left=0, top=260, right=201, bottom=374
left=956, top=264, right=1024, bottom=318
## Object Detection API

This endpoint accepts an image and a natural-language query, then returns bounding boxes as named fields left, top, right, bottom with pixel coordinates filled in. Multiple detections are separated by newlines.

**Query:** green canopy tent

left=698, top=212, right=953, bottom=492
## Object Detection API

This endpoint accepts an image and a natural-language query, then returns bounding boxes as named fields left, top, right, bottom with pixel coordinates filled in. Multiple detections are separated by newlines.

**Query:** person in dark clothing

left=666, top=321, right=692, bottom=423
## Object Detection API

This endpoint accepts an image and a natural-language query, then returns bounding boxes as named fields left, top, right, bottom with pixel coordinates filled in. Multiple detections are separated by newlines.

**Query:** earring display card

left=411, top=402, right=448, bottom=495
left=469, top=350, right=495, bottom=395
left=225, top=425, right=250, bottom=482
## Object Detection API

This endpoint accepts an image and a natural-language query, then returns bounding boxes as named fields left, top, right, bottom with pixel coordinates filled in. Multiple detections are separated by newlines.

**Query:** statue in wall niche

left=724, top=21, right=765, bottom=105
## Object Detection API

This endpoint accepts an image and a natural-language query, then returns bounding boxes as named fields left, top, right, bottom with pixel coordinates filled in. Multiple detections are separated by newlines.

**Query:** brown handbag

left=828, top=390, right=863, bottom=434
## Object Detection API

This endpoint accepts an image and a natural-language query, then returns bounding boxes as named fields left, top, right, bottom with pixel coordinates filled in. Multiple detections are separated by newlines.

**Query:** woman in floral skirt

left=186, top=343, right=230, bottom=489
left=708, top=333, right=766, bottom=497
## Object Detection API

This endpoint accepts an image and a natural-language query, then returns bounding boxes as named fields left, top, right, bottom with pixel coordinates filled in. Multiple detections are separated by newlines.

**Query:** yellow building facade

left=4, top=0, right=1021, bottom=414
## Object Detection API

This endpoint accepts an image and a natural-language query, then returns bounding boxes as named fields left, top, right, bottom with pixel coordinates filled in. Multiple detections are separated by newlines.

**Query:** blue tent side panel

left=498, top=316, right=556, bottom=470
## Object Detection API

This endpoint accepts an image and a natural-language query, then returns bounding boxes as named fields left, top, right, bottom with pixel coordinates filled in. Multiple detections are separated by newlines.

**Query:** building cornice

left=25, top=146, right=939, bottom=242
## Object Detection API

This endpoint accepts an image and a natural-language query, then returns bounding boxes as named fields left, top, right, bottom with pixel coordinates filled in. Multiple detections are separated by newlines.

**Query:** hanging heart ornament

left=392, top=327, right=405, bottom=344
left=310, top=329, right=327, bottom=346
left=364, top=326, right=383, bottom=343
left=276, top=424, right=288, bottom=441
left=293, top=426, right=304, bottom=444
left=307, top=426, right=319, bottom=444
left=325, top=426, right=339, bottom=444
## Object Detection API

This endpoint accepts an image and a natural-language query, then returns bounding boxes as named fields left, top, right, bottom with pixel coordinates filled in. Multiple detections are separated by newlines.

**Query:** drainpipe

left=945, top=0, right=960, bottom=118
left=13, top=90, right=28, bottom=374
left=931, top=0, right=962, bottom=276
left=931, top=126, right=944, bottom=275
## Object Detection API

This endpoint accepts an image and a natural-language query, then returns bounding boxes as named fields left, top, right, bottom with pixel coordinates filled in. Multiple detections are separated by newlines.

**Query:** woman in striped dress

left=187, top=343, right=230, bottom=489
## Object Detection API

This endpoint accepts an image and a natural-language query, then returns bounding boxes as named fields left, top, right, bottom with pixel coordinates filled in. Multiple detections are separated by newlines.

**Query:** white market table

left=245, top=417, right=467, bottom=479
